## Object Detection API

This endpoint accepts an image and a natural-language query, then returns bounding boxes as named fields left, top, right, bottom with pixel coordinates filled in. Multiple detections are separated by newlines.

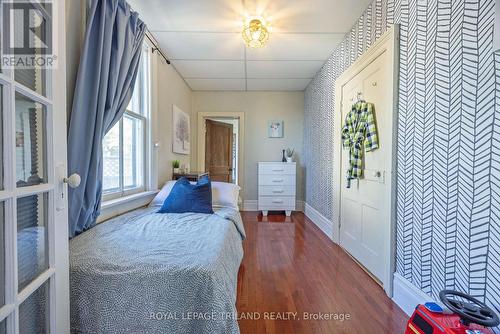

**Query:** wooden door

left=205, top=120, right=233, bottom=182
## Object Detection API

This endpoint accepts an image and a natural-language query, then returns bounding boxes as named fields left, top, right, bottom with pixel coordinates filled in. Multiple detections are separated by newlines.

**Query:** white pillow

left=150, top=181, right=177, bottom=207
left=211, top=181, right=240, bottom=209
left=150, top=180, right=241, bottom=209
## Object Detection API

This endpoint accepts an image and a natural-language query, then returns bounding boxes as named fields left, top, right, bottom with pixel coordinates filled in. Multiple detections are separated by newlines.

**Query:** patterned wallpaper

left=304, top=0, right=500, bottom=325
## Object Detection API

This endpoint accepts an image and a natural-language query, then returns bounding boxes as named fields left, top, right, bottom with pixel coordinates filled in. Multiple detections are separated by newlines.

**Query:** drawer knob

left=273, top=189, right=284, bottom=193
left=272, top=179, right=284, bottom=183
left=272, top=169, right=284, bottom=172
left=272, top=200, right=284, bottom=204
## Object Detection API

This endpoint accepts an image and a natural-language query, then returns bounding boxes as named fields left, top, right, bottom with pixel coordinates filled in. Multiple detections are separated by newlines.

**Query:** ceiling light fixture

left=242, top=17, right=269, bottom=48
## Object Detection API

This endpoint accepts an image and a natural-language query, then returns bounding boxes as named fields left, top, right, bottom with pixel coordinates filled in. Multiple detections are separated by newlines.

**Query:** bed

left=69, top=206, right=245, bottom=334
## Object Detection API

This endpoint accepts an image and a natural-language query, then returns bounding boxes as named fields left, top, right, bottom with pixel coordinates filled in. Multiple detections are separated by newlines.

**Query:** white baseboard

left=242, top=200, right=258, bottom=211
left=241, top=200, right=305, bottom=212
left=392, top=273, right=434, bottom=315
left=304, top=202, right=334, bottom=241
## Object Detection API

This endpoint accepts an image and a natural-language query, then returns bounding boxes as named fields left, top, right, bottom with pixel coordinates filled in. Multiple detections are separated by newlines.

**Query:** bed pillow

left=211, top=182, right=241, bottom=209
left=150, top=181, right=177, bottom=207
left=158, top=176, right=214, bottom=214
left=151, top=180, right=241, bottom=209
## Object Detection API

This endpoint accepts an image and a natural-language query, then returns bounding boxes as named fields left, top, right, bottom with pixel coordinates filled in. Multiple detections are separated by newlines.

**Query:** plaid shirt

left=341, top=102, right=379, bottom=187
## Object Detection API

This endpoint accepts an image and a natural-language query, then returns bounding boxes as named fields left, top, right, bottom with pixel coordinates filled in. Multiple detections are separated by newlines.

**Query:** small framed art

left=268, top=120, right=283, bottom=138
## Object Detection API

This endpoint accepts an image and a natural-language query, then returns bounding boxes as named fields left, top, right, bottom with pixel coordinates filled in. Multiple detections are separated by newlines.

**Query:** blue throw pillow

left=158, top=175, right=214, bottom=214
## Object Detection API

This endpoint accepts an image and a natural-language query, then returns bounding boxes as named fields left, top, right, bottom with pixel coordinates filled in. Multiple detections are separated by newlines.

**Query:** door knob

left=64, top=174, right=81, bottom=188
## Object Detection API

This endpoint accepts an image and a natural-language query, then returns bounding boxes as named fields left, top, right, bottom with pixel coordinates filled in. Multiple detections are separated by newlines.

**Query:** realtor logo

left=1, top=1, right=56, bottom=68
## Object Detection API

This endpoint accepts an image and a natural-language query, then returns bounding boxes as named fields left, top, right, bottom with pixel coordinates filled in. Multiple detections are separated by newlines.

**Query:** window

left=102, top=44, right=150, bottom=199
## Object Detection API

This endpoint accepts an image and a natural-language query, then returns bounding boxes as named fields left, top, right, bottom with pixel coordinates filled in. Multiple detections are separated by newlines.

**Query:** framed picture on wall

left=268, top=120, right=284, bottom=138
left=172, top=105, right=190, bottom=155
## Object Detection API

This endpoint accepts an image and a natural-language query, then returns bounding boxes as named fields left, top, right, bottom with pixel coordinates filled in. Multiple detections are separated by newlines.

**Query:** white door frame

left=332, top=25, right=400, bottom=296
left=53, top=0, right=70, bottom=330
left=197, top=111, right=245, bottom=188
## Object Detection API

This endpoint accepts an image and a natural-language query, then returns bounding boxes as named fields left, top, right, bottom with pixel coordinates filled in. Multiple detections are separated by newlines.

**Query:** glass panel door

left=0, top=202, right=4, bottom=308
left=0, top=1, right=69, bottom=333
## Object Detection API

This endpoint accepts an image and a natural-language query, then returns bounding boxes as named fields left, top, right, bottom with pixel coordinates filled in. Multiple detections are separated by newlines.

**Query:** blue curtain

left=67, top=0, right=146, bottom=237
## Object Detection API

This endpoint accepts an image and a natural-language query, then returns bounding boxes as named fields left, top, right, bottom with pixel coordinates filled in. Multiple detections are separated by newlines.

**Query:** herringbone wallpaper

left=304, top=0, right=500, bottom=327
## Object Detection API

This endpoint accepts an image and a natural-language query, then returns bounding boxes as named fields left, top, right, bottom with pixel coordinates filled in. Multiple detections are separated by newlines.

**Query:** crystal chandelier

left=242, top=18, right=269, bottom=48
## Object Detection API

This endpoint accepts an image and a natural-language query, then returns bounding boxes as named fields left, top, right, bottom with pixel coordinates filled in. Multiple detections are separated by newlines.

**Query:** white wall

left=153, top=57, right=194, bottom=187
left=192, top=91, right=305, bottom=201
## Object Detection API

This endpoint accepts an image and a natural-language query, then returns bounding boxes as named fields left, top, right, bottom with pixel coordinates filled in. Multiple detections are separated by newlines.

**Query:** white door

left=339, top=48, right=394, bottom=284
left=0, top=1, right=70, bottom=333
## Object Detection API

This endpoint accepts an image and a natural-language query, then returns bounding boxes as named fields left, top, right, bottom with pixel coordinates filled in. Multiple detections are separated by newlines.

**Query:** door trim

left=197, top=111, right=245, bottom=188
left=333, top=25, right=400, bottom=296
left=53, top=0, right=71, bottom=330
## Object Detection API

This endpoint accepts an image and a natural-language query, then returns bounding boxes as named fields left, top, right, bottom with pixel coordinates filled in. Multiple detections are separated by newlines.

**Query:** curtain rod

left=145, top=33, right=171, bottom=65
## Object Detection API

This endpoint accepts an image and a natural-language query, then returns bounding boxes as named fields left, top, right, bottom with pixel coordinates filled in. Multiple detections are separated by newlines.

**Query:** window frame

left=102, top=43, right=151, bottom=202
left=102, top=110, right=147, bottom=201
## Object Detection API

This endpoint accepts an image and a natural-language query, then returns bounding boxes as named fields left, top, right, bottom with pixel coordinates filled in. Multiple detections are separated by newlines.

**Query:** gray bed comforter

left=70, top=207, right=245, bottom=334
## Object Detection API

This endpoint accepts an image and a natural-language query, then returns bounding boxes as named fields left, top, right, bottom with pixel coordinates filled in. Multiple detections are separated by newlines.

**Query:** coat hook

left=356, top=92, right=363, bottom=102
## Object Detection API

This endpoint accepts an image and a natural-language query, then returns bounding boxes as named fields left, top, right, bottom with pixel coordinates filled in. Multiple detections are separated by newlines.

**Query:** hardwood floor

left=236, top=211, right=408, bottom=334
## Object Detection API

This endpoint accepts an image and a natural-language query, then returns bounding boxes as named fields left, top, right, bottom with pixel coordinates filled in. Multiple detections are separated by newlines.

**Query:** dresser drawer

left=258, top=185, right=295, bottom=196
left=258, top=174, right=296, bottom=186
left=258, top=196, right=296, bottom=208
left=258, top=163, right=296, bottom=175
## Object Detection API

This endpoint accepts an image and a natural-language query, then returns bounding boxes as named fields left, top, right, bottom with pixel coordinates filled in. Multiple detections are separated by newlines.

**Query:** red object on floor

left=405, top=304, right=495, bottom=334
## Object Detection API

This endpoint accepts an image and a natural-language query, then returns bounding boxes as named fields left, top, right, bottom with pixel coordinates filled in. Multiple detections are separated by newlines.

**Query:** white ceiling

left=129, top=0, right=372, bottom=91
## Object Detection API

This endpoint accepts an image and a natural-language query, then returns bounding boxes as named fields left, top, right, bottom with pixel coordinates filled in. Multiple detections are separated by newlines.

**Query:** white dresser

left=258, top=162, right=296, bottom=216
